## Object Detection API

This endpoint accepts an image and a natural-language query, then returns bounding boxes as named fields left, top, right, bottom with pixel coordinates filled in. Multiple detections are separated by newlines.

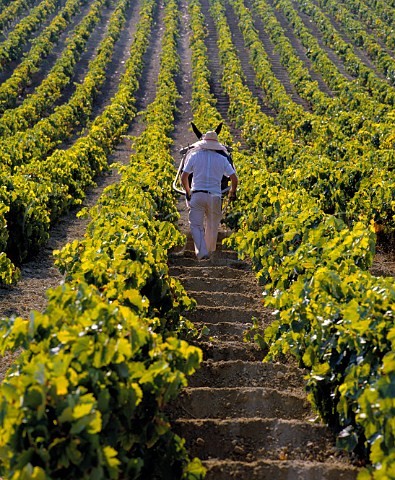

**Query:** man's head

left=203, top=131, right=219, bottom=142
left=193, top=130, right=226, bottom=151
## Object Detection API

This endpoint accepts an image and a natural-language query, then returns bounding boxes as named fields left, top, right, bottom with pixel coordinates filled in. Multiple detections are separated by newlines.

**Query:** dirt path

left=167, top=1, right=360, bottom=477
left=168, top=230, right=360, bottom=479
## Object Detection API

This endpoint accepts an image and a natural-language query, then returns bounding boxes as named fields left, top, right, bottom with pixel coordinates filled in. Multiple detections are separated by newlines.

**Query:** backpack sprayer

left=172, top=122, right=234, bottom=215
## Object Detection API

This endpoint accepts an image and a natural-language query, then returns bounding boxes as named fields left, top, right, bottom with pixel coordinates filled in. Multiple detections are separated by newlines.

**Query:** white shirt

left=183, top=148, right=236, bottom=197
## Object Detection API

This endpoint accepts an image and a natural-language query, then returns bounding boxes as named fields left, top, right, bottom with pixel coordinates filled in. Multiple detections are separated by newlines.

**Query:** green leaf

left=24, top=387, right=44, bottom=409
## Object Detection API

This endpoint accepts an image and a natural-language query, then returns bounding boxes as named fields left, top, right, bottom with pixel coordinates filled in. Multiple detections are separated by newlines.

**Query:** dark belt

left=192, top=190, right=211, bottom=194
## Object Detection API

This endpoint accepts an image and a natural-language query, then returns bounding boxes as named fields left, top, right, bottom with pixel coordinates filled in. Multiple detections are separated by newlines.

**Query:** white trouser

left=187, top=192, right=222, bottom=259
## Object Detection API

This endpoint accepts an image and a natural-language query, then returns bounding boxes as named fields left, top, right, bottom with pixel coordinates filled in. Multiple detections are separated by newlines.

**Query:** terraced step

left=169, top=251, right=241, bottom=267
left=186, top=305, right=264, bottom=324
left=189, top=290, right=262, bottom=308
left=171, top=241, right=235, bottom=254
left=203, top=459, right=359, bottom=480
left=172, top=386, right=311, bottom=419
left=181, top=234, right=232, bottom=251
left=175, top=418, right=336, bottom=461
left=189, top=360, right=306, bottom=390
left=179, top=276, right=256, bottom=293
left=195, top=321, right=253, bottom=339
left=169, top=264, right=252, bottom=279
left=198, top=340, right=265, bottom=361
left=169, top=205, right=358, bottom=475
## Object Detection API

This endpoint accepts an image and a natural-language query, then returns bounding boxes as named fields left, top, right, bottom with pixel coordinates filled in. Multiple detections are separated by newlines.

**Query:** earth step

left=180, top=242, right=229, bottom=252
left=181, top=237, right=232, bottom=251
left=203, top=459, right=359, bottom=480
left=198, top=340, right=265, bottom=361
left=174, top=418, right=336, bottom=461
left=172, top=387, right=311, bottom=420
left=189, top=360, right=306, bottom=390
left=186, top=305, right=265, bottom=324
left=168, top=253, right=242, bottom=267
left=178, top=276, right=257, bottom=294
left=169, top=257, right=246, bottom=268
left=189, top=290, right=262, bottom=308
left=169, top=265, right=252, bottom=279
left=197, top=321, right=252, bottom=340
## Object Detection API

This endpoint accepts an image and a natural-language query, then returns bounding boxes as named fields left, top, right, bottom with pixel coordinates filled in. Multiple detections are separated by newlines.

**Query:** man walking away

left=181, top=130, right=238, bottom=260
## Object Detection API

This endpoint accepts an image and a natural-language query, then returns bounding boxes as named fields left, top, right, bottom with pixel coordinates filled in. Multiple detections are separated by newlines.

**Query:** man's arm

left=229, top=173, right=238, bottom=193
left=181, top=150, right=195, bottom=199
left=181, top=171, right=191, bottom=199
left=228, top=173, right=238, bottom=201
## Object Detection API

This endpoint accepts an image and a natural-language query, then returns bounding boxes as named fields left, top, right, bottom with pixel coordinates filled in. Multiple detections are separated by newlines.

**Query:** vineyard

left=0, top=0, right=395, bottom=477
